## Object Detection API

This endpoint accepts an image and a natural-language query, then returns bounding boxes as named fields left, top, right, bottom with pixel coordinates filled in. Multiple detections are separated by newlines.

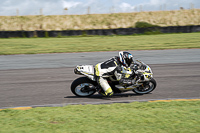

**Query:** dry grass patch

left=0, top=9, right=200, bottom=31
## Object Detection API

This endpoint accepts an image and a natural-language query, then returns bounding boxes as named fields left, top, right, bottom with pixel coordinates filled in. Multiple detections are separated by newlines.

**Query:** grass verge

left=0, top=101, right=200, bottom=133
left=0, top=32, right=200, bottom=55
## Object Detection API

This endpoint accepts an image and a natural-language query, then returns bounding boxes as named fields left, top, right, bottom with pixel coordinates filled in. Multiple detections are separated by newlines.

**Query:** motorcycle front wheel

left=133, top=78, right=157, bottom=94
left=71, top=77, right=97, bottom=97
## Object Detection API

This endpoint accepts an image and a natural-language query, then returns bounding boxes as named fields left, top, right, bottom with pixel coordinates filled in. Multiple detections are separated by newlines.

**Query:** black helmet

left=119, top=51, right=133, bottom=67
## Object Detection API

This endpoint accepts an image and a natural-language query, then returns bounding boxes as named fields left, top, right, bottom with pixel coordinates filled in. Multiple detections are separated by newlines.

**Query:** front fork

left=136, top=81, right=150, bottom=91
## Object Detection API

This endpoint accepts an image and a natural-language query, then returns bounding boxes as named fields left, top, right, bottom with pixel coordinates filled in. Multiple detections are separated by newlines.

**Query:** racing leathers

left=95, top=56, right=135, bottom=96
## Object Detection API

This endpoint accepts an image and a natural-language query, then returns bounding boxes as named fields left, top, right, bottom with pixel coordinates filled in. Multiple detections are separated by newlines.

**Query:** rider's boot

left=98, top=88, right=106, bottom=96
left=99, top=88, right=113, bottom=97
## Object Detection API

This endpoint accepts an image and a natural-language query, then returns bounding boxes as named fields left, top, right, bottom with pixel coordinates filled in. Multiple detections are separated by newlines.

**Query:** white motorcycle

left=71, top=60, right=157, bottom=97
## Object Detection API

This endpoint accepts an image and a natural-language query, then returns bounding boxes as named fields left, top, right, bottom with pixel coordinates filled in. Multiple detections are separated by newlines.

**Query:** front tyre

left=71, top=77, right=97, bottom=97
left=133, top=78, right=157, bottom=94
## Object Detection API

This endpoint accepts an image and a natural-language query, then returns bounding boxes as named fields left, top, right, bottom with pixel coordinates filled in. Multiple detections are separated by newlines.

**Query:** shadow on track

left=65, top=93, right=146, bottom=100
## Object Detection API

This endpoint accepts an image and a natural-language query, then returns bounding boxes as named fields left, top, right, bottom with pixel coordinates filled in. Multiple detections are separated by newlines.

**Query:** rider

left=95, top=51, right=136, bottom=97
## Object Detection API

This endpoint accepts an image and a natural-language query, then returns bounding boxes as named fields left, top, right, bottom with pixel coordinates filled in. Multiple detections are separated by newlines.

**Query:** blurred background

left=0, top=0, right=200, bottom=31
left=1, top=0, right=200, bottom=15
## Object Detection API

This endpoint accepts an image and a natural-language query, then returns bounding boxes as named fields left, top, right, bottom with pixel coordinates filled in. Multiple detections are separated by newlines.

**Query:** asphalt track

left=0, top=49, right=200, bottom=108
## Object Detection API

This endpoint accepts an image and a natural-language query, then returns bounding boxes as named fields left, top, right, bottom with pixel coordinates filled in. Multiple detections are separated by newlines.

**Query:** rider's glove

left=132, top=64, right=138, bottom=70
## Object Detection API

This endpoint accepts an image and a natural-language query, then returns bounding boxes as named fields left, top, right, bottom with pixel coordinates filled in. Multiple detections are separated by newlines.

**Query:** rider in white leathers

left=95, top=51, right=136, bottom=96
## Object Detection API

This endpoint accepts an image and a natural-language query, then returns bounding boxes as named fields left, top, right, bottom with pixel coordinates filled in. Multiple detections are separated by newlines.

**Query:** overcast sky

left=0, top=0, right=199, bottom=16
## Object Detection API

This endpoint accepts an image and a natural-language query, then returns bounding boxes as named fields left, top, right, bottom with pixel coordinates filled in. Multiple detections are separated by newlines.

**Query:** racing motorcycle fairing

left=74, top=65, right=96, bottom=81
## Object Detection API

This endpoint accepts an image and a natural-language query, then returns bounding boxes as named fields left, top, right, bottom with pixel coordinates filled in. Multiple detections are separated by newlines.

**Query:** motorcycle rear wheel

left=133, top=78, right=157, bottom=94
left=71, top=77, right=97, bottom=97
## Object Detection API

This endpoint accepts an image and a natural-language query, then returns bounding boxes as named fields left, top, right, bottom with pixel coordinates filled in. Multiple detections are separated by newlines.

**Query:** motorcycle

left=71, top=60, right=157, bottom=97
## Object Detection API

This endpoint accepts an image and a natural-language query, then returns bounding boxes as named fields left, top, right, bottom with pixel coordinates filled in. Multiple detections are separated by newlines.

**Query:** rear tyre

left=71, top=77, right=97, bottom=97
left=133, top=78, right=157, bottom=94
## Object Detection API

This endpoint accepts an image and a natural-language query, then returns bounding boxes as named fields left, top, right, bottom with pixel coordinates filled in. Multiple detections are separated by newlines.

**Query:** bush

left=135, top=21, right=160, bottom=28
left=45, top=31, right=49, bottom=38
left=135, top=21, right=161, bottom=35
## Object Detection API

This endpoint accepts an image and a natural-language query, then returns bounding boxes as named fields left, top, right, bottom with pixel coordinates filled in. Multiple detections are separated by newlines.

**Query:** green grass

left=0, top=32, right=200, bottom=55
left=0, top=101, right=200, bottom=133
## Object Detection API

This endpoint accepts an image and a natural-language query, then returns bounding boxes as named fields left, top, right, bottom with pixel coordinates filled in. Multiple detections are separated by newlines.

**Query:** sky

left=0, top=0, right=199, bottom=16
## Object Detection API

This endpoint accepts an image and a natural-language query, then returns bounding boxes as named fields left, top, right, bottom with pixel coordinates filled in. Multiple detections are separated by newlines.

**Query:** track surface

left=0, top=49, right=200, bottom=108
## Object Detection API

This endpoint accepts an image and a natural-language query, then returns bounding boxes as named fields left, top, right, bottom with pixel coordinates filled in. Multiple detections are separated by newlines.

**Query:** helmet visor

left=125, top=56, right=133, bottom=67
